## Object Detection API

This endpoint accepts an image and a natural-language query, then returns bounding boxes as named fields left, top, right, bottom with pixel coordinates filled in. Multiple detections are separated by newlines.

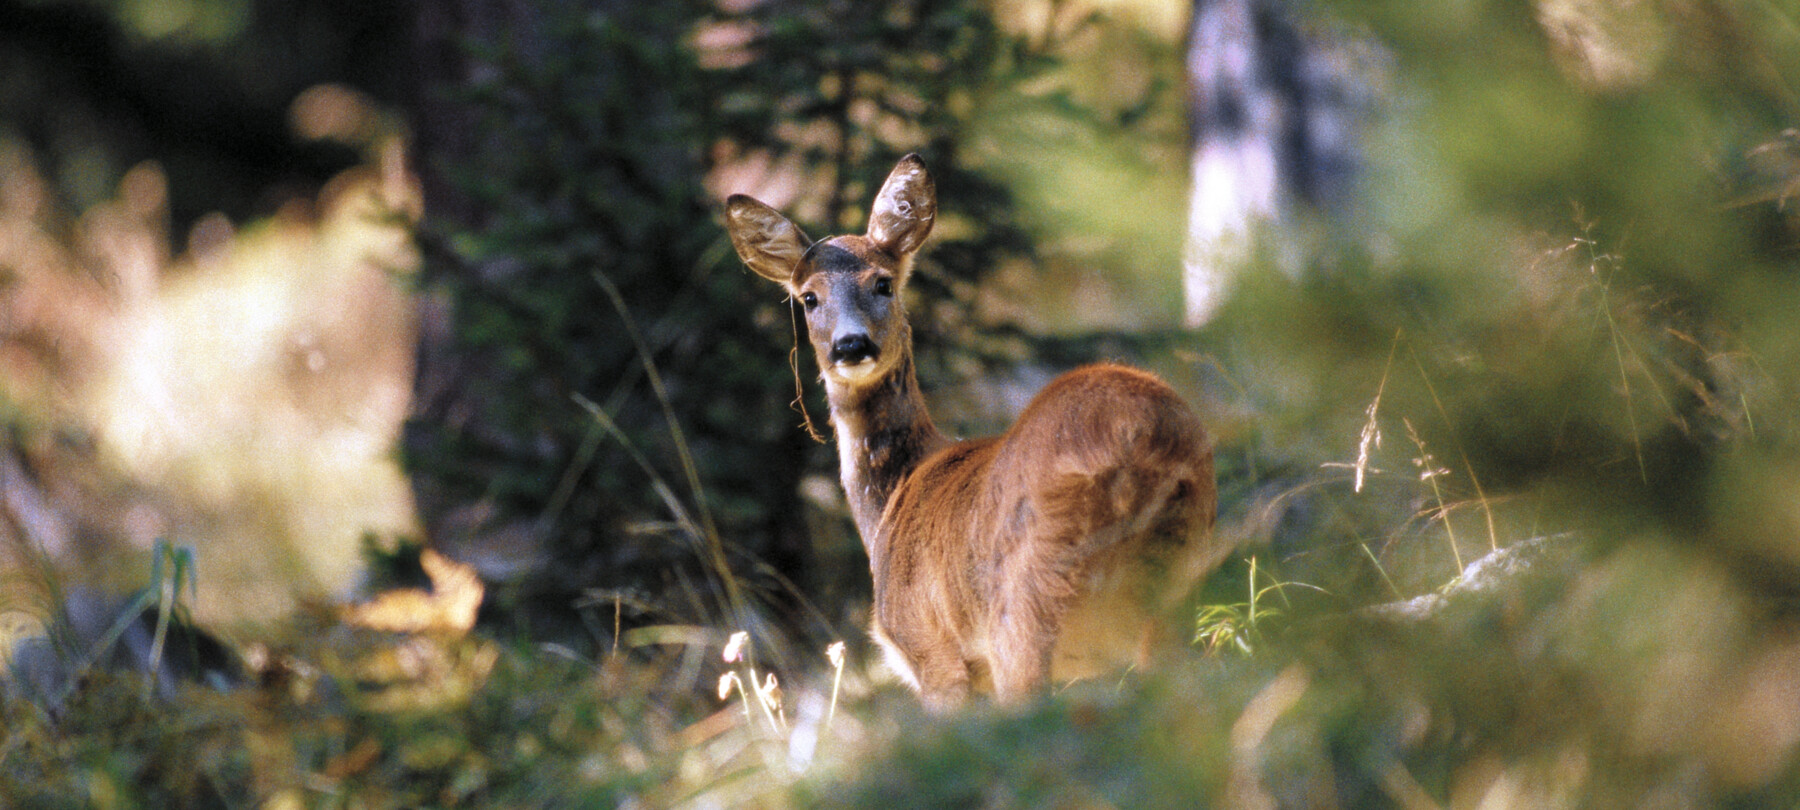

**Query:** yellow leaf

left=342, top=549, right=483, bottom=634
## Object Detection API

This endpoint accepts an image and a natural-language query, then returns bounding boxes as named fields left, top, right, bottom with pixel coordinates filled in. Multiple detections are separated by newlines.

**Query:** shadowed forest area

left=3, top=0, right=1800, bottom=806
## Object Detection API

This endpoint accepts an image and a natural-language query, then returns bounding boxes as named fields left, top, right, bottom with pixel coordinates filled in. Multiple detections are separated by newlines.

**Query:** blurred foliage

left=0, top=137, right=419, bottom=625
left=1200, top=0, right=1800, bottom=605
left=0, top=631, right=739, bottom=807
left=0, top=0, right=411, bottom=226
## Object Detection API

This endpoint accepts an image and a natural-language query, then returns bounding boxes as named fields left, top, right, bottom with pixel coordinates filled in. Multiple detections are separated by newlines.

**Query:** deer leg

left=917, top=663, right=972, bottom=712
left=989, top=620, right=1056, bottom=701
left=876, top=618, right=974, bottom=711
left=989, top=589, right=1080, bottom=701
left=988, top=547, right=1084, bottom=703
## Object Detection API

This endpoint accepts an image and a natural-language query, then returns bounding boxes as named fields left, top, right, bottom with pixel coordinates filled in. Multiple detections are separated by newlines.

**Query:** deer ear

left=726, top=195, right=813, bottom=285
left=867, top=154, right=936, bottom=258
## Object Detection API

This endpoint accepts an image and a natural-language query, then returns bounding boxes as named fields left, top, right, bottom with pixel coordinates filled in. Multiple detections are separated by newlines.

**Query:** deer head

left=725, top=154, right=937, bottom=391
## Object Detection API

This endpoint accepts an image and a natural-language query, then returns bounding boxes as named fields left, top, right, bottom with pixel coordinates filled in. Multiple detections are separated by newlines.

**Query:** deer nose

left=830, top=334, right=877, bottom=365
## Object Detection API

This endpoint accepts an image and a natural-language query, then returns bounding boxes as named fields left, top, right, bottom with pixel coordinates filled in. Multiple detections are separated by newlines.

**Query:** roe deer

left=726, top=154, right=1227, bottom=709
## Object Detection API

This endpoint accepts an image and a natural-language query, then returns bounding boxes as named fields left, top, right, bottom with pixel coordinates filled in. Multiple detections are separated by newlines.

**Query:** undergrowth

left=6, top=1, right=1800, bottom=807
left=9, top=139, right=1797, bottom=810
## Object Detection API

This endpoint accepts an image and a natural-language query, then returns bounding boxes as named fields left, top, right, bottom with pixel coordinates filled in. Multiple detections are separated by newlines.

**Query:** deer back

left=869, top=364, right=1217, bottom=699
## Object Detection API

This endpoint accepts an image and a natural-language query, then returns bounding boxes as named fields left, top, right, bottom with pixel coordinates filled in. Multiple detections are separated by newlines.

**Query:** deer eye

left=801, top=292, right=819, bottom=310
left=873, top=277, right=893, bottom=297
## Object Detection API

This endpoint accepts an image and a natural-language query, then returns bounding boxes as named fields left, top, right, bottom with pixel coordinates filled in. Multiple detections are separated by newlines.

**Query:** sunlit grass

left=1193, top=556, right=1321, bottom=656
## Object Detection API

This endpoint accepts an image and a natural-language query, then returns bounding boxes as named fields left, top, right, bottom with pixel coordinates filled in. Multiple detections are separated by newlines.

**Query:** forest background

left=2, top=0, right=1800, bottom=806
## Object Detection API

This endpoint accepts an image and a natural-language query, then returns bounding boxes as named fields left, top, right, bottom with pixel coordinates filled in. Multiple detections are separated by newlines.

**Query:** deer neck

left=825, top=347, right=946, bottom=547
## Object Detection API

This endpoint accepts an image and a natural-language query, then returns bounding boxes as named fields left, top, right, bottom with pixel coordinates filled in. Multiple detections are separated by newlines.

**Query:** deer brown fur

left=726, top=155, right=1227, bottom=709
